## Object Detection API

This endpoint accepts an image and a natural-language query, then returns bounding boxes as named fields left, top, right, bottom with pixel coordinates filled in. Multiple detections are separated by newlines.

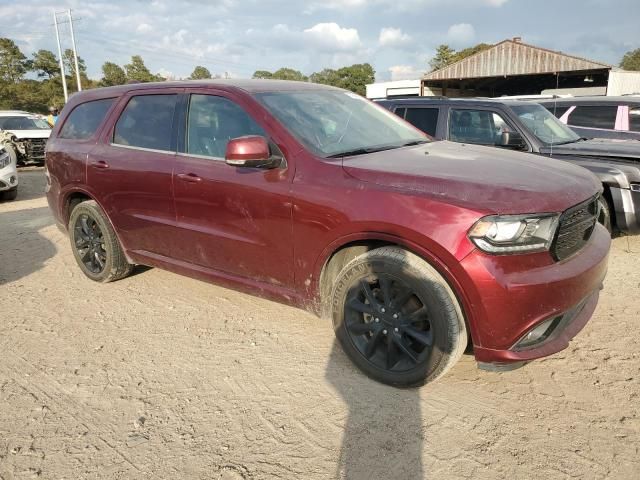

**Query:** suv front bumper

left=0, top=165, right=18, bottom=192
left=460, top=224, right=610, bottom=366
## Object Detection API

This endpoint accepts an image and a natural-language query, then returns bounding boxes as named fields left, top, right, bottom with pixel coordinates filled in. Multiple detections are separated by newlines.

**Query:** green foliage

left=100, top=62, right=127, bottom=86
left=429, top=43, right=493, bottom=72
left=620, top=48, right=640, bottom=71
left=310, top=63, right=375, bottom=96
left=272, top=68, right=308, bottom=81
left=31, top=50, right=59, bottom=79
left=252, top=70, right=273, bottom=79
left=189, top=66, right=212, bottom=79
left=0, top=37, right=28, bottom=82
left=125, top=55, right=162, bottom=82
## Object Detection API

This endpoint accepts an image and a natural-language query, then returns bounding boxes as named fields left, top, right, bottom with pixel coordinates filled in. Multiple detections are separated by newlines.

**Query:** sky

left=2, top=0, right=639, bottom=82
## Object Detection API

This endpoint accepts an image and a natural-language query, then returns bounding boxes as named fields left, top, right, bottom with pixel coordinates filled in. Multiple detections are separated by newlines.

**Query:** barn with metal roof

left=422, top=37, right=613, bottom=97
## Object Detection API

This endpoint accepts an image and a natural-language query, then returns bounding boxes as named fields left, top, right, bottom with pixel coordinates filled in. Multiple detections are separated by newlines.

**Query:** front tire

left=331, top=246, right=467, bottom=387
left=597, top=197, right=612, bottom=234
left=1, top=187, right=17, bottom=201
left=68, top=200, right=133, bottom=282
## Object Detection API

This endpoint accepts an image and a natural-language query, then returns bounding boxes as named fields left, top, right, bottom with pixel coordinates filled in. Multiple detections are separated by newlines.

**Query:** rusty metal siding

left=425, top=40, right=611, bottom=80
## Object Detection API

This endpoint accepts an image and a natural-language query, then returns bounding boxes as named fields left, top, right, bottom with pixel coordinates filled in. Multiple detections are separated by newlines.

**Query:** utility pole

left=53, top=11, right=68, bottom=102
left=67, top=9, right=82, bottom=92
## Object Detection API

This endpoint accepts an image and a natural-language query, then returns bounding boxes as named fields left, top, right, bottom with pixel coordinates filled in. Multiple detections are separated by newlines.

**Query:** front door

left=172, top=92, right=294, bottom=288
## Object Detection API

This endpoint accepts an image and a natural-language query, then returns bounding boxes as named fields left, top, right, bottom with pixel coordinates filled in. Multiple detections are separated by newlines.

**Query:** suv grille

left=552, top=196, right=599, bottom=261
left=25, top=138, right=47, bottom=161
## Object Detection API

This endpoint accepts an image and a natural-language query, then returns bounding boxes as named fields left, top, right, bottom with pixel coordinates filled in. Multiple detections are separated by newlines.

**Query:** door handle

left=176, top=173, right=202, bottom=183
left=91, top=160, right=109, bottom=169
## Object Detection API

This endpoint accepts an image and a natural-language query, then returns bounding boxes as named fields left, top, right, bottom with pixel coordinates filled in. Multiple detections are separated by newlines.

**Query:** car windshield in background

left=0, top=116, right=51, bottom=130
left=510, top=104, right=580, bottom=146
left=256, top=90, right=428, bottom=158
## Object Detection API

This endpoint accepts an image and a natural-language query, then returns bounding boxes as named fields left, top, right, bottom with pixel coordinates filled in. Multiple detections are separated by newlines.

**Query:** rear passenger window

left=629, top=107, right=640, bottom=132
left=568, top=106, right=617, bottom=130
left=394, top=107, right=406, bottom=119
left=405, top=108, right=439, bottom=136
left=113, top=95, right=177, bottom=151
left=545, top=105, right=571, bottom=119
left=59, top=98, right=115, bottom=140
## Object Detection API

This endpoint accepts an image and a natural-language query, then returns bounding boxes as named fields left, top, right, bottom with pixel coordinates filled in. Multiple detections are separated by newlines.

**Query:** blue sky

left=2, top=0, right=639, bottom=81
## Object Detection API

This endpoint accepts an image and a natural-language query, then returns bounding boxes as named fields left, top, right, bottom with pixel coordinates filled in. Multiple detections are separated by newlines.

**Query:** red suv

left=46, top=80, right=610, bottom=386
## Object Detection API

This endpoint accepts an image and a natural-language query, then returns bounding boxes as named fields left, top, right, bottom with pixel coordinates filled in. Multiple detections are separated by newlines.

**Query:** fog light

left=10, top=175, right=16, bottom=184
left=515, top=316, right=561, bottom=349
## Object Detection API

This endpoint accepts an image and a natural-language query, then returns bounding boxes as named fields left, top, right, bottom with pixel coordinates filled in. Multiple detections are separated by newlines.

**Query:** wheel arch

left=314, top=232, right=478, bottom=347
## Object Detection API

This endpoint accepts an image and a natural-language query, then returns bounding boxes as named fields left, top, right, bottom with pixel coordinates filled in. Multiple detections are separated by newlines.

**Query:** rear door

left=88, top=89, right=182, bottom=258
left=171, top=90, right=295, bottom=287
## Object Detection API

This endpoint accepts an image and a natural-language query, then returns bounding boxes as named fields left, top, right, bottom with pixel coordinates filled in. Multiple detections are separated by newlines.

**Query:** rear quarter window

left=404, top=108, right=439, bottom=136
left=58, top=98, right=116, bottom=140
left=568, top=105, right=617, bottom=130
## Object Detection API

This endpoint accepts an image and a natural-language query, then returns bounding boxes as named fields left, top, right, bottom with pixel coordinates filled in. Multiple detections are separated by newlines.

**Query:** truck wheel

left=597, top=197, right=612, bottom=233
left=2, top=187, right=17, bottom=201
left=331, top=246, right=467, bottom=387
left=68, top=200, right=133, bottom=282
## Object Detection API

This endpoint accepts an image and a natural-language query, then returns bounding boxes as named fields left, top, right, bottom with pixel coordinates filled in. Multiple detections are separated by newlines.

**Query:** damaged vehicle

left=0, top=111, right=51, bottom=166
left=0, top=145, right=18, bottom=200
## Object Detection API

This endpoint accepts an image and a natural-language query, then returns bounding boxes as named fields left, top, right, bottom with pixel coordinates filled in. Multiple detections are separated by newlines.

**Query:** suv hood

left=540, top=138, right=640, bottom=160
left=4, top=129, right=51, bottom=140
left=342, top=141, right=601, bottom=215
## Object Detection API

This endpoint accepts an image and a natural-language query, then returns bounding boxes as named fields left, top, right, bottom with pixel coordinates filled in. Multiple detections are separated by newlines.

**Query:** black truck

left=377, top=97, right=640, bottom=234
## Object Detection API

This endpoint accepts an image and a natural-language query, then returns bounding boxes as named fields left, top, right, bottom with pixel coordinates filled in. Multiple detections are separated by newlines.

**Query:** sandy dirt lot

left=1, top=170, right=639, bottom=480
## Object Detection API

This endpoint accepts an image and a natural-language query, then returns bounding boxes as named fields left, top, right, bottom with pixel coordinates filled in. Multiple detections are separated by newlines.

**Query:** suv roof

left=538, top=95, right=640, bottom=105
left=0, top=110, right=34, bottom=117
left=375, top=97, right=534, bottom=108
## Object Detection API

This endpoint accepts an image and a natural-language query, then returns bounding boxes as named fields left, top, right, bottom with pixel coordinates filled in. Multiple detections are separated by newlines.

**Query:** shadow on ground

left=0, top=206, right=56, bottom=284
left=326, top=341, right=424, bottom=480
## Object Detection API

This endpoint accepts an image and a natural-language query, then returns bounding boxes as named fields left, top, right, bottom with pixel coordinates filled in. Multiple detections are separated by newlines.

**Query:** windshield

left=510, top=104, right=580, bottom=146
left=255, top=90, right=428, bottom=157
left=0, top=116, right=51, bottom=131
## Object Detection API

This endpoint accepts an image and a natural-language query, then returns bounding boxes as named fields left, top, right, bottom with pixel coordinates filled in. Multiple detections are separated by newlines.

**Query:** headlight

left=468, top=214, right=560, bottom=254
left=0, top=150, right=10, bottom=169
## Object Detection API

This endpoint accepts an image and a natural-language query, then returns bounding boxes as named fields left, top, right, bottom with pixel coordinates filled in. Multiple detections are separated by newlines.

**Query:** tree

left=252, top=70, right=273, bottom=79
left=31, top=49, right=59, bottom=79
left=0, top=37, right=28, bottom=82
left=272, top=68, right=307, bottom=81
left=62, top=48, right=87, bottom=79
left=100, top=61, right=127, bottom=86
left=309, top=68, right=339, bottom=86
left=310, top=64, right=375, bottom=96
left=450, top=43, right=492, bottom=64
left=189, top=65, right=212, bottom=79
left=620, top=48, right=640, bottom=71
left=429, top=44, right=456, bottom=72
left=124, top=55, right=159, bottom=82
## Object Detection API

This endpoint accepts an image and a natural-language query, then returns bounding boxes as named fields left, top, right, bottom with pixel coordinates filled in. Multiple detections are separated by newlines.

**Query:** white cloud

left=137, top=23, right=152, bottom=33
left=446, top=23, right=476, bottom=46
left=303, top=23, right=362, bottom=52
left=388, top=65, right=423, bottom=80
left=378, top=27, right=410, bottom=47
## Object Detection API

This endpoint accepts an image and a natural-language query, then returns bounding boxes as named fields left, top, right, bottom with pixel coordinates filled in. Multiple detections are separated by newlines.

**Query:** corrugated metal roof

left=424, top=39, right=611, bottom=81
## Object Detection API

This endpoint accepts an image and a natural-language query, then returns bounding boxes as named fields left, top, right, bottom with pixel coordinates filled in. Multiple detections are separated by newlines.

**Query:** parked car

left=0, top=110, right=52, bottom=165
left=46, top=80, right=609, bottom=387
left=377, top=97, right=640, bottom=234
left=538, top=96, right=640, bottom=141
left=0, top=145, right=18, bottom=200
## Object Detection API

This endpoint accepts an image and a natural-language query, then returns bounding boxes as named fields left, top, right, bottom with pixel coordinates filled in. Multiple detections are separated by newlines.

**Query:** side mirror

left=497, top=131, right=527, bottom=150
left=225, top=135, right=280, bottom=169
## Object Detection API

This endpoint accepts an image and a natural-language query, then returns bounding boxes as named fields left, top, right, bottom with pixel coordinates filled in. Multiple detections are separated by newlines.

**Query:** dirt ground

left=0, top=169, right=638, bottom=480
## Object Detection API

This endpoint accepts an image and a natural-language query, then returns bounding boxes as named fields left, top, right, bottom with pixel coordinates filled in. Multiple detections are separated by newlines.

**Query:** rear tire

left=331, top=246, right=467, bottom=387
left=68, top=200, right=133, bottom=282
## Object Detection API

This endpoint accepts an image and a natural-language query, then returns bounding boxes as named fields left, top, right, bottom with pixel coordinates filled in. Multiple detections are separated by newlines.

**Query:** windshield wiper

left=326, top=140, right=429, bottom=158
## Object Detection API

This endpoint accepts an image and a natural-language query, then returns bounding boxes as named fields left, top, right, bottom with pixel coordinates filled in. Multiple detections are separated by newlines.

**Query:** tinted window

left=58, top=99, right=114, bottom=139
left=544, top=105, right=571, bottom=119
left=449, top=109, right=510, bottom=145
left=394, top=107, right=406, bottom=118
left=568, top=105, right=617, bottom=130
left=629, top=107, right=640, bottom=132
left=113, top=95, right=177, bottom=150
left=405, top=108, right=439, bottom=136
left=186, top=95, right=266, bottom=158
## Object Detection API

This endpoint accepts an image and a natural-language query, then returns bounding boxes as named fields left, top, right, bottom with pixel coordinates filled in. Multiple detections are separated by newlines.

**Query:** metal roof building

left=422, top=37, right=613, bottom=97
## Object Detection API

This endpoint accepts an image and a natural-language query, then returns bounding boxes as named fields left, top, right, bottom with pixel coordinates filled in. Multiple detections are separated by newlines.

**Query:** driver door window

left=449, top=109, right=513, bottom=145
left=186, top=94, right=265, bottom=159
